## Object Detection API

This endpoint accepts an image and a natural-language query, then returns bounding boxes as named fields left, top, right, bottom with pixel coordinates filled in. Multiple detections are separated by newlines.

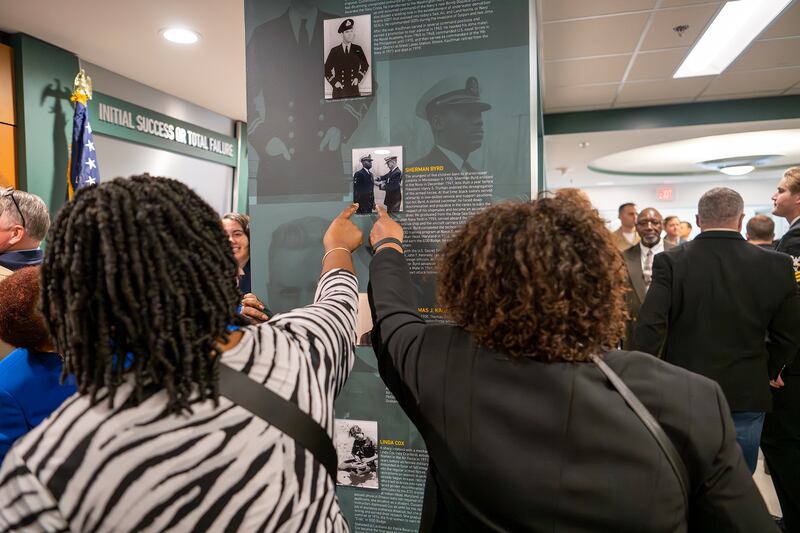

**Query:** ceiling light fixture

left=673, top=0, right=792, bottom=78
left=697, top=154, right=780, bottom=176
left=161, top=27, right=201, bottom=44
left=719, top=165, right=755, bottom=176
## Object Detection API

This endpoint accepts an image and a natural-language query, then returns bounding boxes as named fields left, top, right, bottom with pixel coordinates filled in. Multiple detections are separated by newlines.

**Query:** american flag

left=68, top=71, right=100, bottom=199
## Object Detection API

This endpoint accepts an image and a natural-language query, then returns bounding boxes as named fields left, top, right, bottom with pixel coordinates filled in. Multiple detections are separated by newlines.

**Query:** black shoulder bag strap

left=217, top=363, right=338, bottom=482
left=589, top=354, right=690, bottom=511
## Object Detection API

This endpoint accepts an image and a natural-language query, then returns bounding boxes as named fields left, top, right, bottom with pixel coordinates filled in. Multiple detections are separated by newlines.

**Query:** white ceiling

left=0, top=0, right=247, bottom=121
left=539, top=0, right=800, bottom=113
left=544, top=118, right=800, bottom=189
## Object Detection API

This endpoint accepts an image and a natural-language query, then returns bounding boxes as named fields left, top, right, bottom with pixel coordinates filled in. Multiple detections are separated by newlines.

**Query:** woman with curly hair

left=0, top=266, right=76, bottom=464
left=367, top=191, right=775, bottom=532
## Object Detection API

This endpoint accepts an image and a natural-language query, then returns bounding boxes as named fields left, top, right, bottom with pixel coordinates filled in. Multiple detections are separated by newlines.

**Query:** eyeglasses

left=1, top=189, right=26, bottom=229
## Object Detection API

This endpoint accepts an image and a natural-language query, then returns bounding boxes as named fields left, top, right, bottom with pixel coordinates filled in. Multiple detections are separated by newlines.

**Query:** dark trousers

left=731, top=411, right=765, bottom=474
left=762, top=380, right=800, bottom=531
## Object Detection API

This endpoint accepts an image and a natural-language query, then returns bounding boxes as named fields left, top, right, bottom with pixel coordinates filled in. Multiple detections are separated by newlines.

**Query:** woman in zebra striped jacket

left=0, top=176, right=363, bottom=532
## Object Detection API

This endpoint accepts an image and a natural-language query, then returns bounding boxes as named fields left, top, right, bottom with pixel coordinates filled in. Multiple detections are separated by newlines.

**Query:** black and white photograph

left=352, top=146, right=403, bottom=214
left=323, top=14, right=372, bottom=100
left=335, top=419, right=379, bottom=489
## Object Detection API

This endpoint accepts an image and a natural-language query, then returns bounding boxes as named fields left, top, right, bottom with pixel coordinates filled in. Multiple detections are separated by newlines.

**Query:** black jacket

left=324, top=43, right=369, bottom=98
left=369, top=249, right=776, bottom=532
left=634, top=231, right=800, bottom=412
left=621, top=242, right=675, bottom=349
left=775, top=218, right=800, bottom=376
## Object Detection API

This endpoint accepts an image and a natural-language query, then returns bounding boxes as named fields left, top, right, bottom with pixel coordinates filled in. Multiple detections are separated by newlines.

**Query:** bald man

left=620, top=207, right=675, bottom=348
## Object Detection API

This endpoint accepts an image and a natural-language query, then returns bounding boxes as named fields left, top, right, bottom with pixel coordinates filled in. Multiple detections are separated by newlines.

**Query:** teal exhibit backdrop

left=245, top=1, right=537, bottom=529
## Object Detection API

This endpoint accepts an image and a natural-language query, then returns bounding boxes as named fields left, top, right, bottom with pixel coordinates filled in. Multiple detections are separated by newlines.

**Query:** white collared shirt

left=640, top=239, right=665, bottom=273
left=437, top=145, right=474, bottom=172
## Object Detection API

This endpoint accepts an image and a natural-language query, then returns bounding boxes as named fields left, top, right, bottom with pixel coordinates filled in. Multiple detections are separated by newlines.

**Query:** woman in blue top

left=0, top=266, right=76, bottom=463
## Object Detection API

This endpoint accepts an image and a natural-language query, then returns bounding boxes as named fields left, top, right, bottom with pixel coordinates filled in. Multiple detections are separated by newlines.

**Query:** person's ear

left=695, top=214, right=701, bottom=229
left=7, top=225, right=25, bottom=246
left=737, top=213, right=745, bottom=233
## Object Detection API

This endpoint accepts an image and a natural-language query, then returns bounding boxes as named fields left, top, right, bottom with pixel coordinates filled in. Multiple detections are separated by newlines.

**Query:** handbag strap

left=217, top=363, right=338, bottom=481
left=589, top=354, right=690, bottom=511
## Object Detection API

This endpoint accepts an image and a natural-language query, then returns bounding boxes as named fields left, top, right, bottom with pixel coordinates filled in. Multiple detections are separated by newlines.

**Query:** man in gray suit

left=621, top=207, right=674, bottom=348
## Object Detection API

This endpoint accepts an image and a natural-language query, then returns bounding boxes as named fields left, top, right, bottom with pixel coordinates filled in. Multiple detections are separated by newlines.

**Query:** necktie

left=298, top=18, right=309, bottom=47
left=345, top=45, right=350, bottom=54
left=643, top=249, right=654, bottom=289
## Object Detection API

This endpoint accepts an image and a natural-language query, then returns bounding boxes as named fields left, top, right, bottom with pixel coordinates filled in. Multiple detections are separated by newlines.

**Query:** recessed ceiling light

left=674, top=0, right=792, bottom=78
left=161, top=27, right=201, bottom=44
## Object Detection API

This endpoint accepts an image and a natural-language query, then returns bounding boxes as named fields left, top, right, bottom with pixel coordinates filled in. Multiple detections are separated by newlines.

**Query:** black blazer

left=621, top=242, right=675, bottom=349
left=775, top=218, right=800, bottom=377
left=369, top=249, right=776, bottom=532
left=633, top=231, right=800, bottom=412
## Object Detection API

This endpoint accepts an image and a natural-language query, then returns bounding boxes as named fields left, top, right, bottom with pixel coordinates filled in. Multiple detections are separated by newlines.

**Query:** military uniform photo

left=380, top=155, right=403, bottom=213
left=323, top=16, right=372, bottom=99
left=353, top=153, right=375, bottom=214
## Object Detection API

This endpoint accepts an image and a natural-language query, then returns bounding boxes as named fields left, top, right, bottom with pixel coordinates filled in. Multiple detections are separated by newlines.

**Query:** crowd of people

left=0, top=167, right=797, bottom=531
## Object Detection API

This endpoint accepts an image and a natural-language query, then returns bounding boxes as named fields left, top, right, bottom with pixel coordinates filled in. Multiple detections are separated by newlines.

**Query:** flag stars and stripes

left=86, top=140, right=95, bottom=152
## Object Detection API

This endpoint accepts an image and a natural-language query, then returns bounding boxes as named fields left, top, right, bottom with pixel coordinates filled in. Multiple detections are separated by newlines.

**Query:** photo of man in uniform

left=412, top=76, right=492, bottom=173
left=379, top=155, right=403, bottom=213
left=324, top=17, right=371, bottom=99
left=352, top=153, right=375, bottom=214
left=246, top=1, right=372, bottom=197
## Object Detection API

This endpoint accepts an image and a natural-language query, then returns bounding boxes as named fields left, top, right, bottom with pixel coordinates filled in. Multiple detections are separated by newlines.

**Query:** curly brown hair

left=436, top=189, right=627, bottom=361
left=0, top=266, right=50, bottom=350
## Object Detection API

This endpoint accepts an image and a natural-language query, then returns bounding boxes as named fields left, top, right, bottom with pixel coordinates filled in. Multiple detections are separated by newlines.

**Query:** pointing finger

left=339, top=203, right=359, bottom=219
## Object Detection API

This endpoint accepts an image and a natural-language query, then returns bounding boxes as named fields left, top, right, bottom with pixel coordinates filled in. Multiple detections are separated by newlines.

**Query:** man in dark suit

left=324, top=18, right=369, bottom=99
left=762, top=166, right=800, bottom=531
left=621, top=207, right=675, bottom=349
left=246, top=1, right=371, bottom=196
left=411, top=76, right=491, bottom=173
left=379, top=156, right=402, bottom=213
left=746, top=214, right=776, bottom=250
left=634, top=187, right=800, bottom=474
left=353, top=154, right=375, bottom=214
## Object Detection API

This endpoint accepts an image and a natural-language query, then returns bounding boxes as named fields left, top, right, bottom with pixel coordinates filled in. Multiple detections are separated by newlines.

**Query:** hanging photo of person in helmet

left=335, top=419, right=379, bottom=489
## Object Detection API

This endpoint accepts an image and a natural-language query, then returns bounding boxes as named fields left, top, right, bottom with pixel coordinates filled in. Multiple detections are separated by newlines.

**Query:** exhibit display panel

left=245, top=1, right=539, bottom=530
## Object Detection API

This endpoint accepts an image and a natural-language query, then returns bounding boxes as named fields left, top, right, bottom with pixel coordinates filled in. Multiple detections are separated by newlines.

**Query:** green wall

left=11, top=34, right=78, bottom=217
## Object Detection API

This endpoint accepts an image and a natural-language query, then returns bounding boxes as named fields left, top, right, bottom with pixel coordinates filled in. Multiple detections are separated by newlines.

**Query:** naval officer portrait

left=379, top=155, right=403, bottom=213
left=324, top=16, right=371, bottom=99
left=352, top=153, right=375, bottom=214
left=411, top=76, right=492, bottom=173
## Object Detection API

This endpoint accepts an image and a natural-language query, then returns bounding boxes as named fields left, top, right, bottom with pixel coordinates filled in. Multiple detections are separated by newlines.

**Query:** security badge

left=792, top=255, right=800, bottom=284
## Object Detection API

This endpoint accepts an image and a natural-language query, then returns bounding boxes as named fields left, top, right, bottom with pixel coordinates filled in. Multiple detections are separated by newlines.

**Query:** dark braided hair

left=41, top=175, right=248, bottom=414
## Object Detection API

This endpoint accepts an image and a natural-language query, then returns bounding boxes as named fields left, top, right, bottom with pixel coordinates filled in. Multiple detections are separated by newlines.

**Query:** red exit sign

left=657, top=187, right=673, bottom=201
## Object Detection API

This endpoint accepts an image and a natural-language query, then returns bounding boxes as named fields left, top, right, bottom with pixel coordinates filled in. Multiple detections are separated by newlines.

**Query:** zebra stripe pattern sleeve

left=0, top=269, right=357, bottom=532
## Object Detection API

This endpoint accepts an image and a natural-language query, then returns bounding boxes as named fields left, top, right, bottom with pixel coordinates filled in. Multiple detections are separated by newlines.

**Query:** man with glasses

left=0, top=188, right=50, bottom=283
left=0, top=188, right=50, bottom=359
